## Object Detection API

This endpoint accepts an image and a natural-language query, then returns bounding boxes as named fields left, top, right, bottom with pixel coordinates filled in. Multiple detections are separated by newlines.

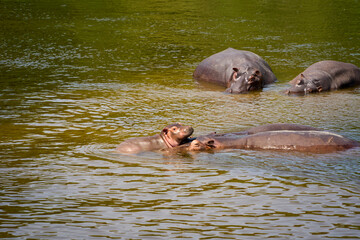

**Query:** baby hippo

left=115, top=123, right=194, bottom=154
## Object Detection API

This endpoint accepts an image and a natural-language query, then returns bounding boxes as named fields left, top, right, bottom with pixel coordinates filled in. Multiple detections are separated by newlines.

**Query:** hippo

left=286, top=60, right=360, bottom=95
left=230, top=123, right=321, bottom=135
left=187, top=130, right=359, bottom=154
left=193, top=48, right=277, bottom=94
left=115, top=123, right=194, bottom=154
left=170, top=123, right=358, bottom=154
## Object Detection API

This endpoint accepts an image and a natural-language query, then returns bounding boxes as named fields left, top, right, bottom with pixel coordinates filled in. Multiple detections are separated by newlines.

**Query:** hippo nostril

left=248, top=77, right=255, bottom=83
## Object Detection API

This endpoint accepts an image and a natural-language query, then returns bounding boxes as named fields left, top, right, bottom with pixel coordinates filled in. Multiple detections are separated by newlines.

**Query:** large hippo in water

left=229, top=123, right=321, bottom=135
left=188, top=130, right=359, bottom=154
left=171, top=123, right=358, bottom=154
left=115, top=123, right=194, bottom=154
left=193, top=48, right=277, bottom=93
left=286, top=60, right=360, bottom=95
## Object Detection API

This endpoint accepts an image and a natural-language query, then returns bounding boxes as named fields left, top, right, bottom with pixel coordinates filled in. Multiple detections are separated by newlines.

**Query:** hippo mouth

left=183, top=127, right=194, bottom=138
left=246, top=77, right=262, bottom=92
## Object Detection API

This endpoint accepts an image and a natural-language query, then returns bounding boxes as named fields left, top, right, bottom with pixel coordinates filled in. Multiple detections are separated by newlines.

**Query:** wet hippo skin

left=115, top=123, right=194, bottom=154
left=173, top=124, right=358, bottom=154
left=230, top=123, right=321, bottom=135
left=286, top=60, right=360, bottom=95
left=193, top=48, right=277, bottom=94
left=189, top=130, right=359, bottom=153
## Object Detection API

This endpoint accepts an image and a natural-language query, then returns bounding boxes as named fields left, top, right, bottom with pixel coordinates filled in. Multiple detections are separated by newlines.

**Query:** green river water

left=1, top=0, right=360, bottom=239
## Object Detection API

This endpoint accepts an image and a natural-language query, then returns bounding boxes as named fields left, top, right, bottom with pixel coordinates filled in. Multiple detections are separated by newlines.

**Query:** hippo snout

left=183, top=126, right=194, bottom=135
left=247, top=76, right=255, bottom=84
left=225, top=82, right=248, bottom=94
left=178, top=125, right=193, bottom=138
left=286, top=85, right=306, bottom=95
left=189, top=139, right=206, bottom=151
left=225, top=88, right=233, bottom=94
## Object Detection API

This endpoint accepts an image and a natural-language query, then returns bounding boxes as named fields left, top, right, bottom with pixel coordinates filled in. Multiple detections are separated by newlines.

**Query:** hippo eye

left=297, top=79, right=304, bottom=86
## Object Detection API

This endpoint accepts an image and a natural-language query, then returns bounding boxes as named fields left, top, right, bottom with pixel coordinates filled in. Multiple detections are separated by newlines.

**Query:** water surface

left=1, top=0, right=360, bottom=239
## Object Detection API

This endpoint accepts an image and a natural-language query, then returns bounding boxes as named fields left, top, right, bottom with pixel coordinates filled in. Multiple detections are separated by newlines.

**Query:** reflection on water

left=1, top=0, right=360, bottom=239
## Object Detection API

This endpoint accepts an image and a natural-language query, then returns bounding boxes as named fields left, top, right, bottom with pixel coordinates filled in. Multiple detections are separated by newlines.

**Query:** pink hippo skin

left=115, top=123, right=194, bottom=154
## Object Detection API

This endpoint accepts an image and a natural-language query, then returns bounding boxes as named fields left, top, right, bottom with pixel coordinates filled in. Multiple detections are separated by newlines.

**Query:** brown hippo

left=115, top=123, right=194, bottom=154
left=171, top=123, right=358, bottom=154
left=187, top=130, right=359, bottom=154
left=286, top=60, right=360, bottom=95
left=230, top=123, right=321, bottom=135
left=193, top=48, right=277, bottom=94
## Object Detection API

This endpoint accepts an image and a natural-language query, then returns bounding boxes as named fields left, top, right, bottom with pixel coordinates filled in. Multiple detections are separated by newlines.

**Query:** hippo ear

left=232, top=68, right=240, bottom=81
left=296, top=79, right=304, bottom=85
left=162, top=127, right=168, bottom=134
left=296, top=75, right=305, bottom=85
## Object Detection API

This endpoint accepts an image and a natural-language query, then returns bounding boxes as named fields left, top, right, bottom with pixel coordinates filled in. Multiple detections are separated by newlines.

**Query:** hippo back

left=243, top=130, right=359, bottom=153
left=193, top=48, right=277, bottom=87
left=290, top=60, right=360, bottom=89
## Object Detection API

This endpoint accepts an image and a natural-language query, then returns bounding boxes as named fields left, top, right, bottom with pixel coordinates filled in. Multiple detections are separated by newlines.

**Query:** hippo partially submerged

left=193, top=48, right=277, bottom=94
left=172, top=123, right=358, bottom=154
left=188, top=130, right=358, bottom=154
left=286, top=60, right=360, bottom=95
left=230, top=123, right=321, bottom=135
left=115, top=123, right=194, bottom=154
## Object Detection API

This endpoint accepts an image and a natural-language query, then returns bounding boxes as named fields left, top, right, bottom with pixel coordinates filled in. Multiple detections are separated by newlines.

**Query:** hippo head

left=161, top=123, right=194, bottom=147
left=188, top=136, right=220, bottom=151
left=225, top=67, right=263, bottom=94
left=188, top=139, right=207, bottom=151
left=286, top=74, right=323, bottom=95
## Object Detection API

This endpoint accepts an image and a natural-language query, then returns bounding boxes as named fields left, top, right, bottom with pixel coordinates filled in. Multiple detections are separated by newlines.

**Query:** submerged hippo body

left=231, top=123, right=321, bottom=135
left=189, top=130, right=359, bottom=153
left=193, top=48, right=277, bottom=93
left=286, top=60, right=360, bottom=95
left=177, top=123, right=358, bottom=153
left=115, top=123, right=193, bottom=154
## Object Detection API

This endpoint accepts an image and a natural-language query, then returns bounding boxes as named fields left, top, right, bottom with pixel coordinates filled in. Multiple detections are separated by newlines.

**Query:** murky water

left=1, top=0, right=360, bottom=239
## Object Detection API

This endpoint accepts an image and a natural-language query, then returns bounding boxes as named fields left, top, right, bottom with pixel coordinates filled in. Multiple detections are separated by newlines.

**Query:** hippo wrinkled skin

left=115, top=123, right=193, bottom=154
left=286, top=60, right=360, bottom=95
left=193, top=48, right=277, bottom=94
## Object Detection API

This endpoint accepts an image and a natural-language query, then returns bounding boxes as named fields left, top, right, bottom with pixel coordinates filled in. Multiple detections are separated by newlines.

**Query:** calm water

left=1, top=0, right=360, bottom=239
